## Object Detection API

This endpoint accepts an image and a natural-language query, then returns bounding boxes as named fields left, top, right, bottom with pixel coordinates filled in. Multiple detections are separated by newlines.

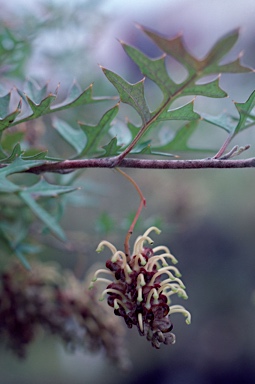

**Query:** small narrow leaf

left=53, top=117, right=86, bottom=156
left=26, top=93, right=57, bottom=118
left=26, top=79, right=49, bottom=104
left=2, top=143, right=23, bottom=162
left=234, top=90, right=255, bottom=135
left=79, top=104, right=119, bottom=157
left=101, top=67, right=151, bottom=124
left=217, top=56, right=252, bottom=73
left=51, top=83, right=110, bottom=112
left=23, top=178, right=77, bottom=197
left=0, top=157, right=45, bottom=177
left=0, top=92, right=11, bottom=118
left=101, top=137, right=123, bottom=157
left=203, top=29, right=239, bottom=67
left=0, top=103, right=22, bottom=131
left=19, top=192, right=66, bottom=241
left=156, top=100, right=200, bottom=121
left=0, top=157, right=46, bottom=193
left=183, top=77, right=227, bottom=98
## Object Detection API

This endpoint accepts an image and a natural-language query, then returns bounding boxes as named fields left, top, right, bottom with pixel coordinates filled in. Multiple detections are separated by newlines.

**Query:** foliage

left=1, top=20, right=255, bottom=366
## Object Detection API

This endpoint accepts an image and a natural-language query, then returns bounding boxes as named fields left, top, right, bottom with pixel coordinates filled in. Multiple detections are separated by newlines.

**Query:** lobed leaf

left=182, top=77, right=227, bottom=98
left=139, top=25, right=198, bottom=74
left=234, top=90, right=255, bottom=135
left=101, top=137, right=123, bottom=157
left=101, top=67, right=151, bottom=124
left=79, top=104, right=119, bottom=157
left=121, top=42, right=177, bottom=99
left=155, top=100, right=200, bottom=122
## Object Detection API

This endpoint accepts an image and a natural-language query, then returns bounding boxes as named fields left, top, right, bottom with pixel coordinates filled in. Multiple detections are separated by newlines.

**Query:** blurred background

left=1, top=0, right=255, bottom=383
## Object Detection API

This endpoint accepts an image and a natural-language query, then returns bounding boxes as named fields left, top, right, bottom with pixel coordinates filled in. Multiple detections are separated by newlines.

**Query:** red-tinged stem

left=14, top=156, right=255, bottom=174
left=116, top=168, right=146, bottom=259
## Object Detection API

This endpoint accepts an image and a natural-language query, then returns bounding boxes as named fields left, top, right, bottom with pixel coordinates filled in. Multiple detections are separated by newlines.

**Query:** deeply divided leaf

left=100, top=26, right=252, bottom=155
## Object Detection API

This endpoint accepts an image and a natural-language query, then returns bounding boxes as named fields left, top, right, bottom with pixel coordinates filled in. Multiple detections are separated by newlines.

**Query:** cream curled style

left=89, top=226, right=191, bottom=349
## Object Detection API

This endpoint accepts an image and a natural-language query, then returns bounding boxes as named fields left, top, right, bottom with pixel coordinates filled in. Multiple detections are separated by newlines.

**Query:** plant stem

left=116, top=168, right=146, bottom=259
left=14, top=156, right=255, bottom=174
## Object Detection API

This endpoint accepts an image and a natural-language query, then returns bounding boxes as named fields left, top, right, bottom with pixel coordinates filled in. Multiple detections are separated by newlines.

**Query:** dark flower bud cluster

left=0, top=261, right=130, bottom=369
left=90, top=227, right=191, bottom=349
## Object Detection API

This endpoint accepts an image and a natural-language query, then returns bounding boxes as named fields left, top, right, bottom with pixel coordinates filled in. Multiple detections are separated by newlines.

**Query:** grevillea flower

left=90, top=226, right=191, bottom=349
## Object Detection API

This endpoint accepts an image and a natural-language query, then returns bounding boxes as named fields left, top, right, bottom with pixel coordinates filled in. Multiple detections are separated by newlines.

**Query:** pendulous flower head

left=90, top=226, right=191, bottom=349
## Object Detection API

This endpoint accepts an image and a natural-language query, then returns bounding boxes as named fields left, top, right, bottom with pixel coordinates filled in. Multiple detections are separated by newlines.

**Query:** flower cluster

left=0, top=261, right=130, bottom=369
left=90, top=227, right=191, bottom=349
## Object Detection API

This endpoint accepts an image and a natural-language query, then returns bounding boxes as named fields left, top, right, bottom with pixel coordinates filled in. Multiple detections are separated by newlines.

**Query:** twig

left=10, top=156, right=255, bottom=174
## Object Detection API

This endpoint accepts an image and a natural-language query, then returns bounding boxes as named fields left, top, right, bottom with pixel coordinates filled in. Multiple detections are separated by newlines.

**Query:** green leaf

left=153, top=121, right=200, bottom=152
left=234, top=90, right=255, bottom=135
left=101, top=137, right=123, bottom=157
left=23, top=178, right=77, bottom=197
left=218, top=57, right=252, bottom=73
left=0, top=92, right=11, bottom=118
left=141, top=26, right=250, bottom=75
left=139, top=25, right=198, bottom=74
left=2, top=143, right=23, bottom=162
left=101, top=67, right=151, bottom=124
left=121, top=42, right=177, bottom=99
left=0, top=101, right=22, bottom=131
left=156, top=100, right=200, bottom=122
left=78, top=104, right=119, bottom=157
left=0, top=157, right=45, bottom=176
left=183, top=77, right=227, bottom=98
left=0, top=157, right=45, bottom=193
left=53, top=117, right=86, bottom=157
left=202, top=112, right=236, bottom=133
left=51, top=83, right=110, bottom=112
left=19, top=192, right=66, bottom=241
left=5, top=82, right=111, bottom=131
left=27, top=93, right=57, bottom=117
left=201, top=29, right=240, bottom=70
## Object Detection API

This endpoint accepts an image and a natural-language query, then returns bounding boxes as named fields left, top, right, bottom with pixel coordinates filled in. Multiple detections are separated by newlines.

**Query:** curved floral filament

left=158, top=273, right=186, bottom=288
left=114, top=298, right=129, bottom=312
left=132, top=253, right=147, bottom=271
left=133, top=235, right=154, bottom=255
left=162, top=286, right=188, bottom=300
left=145, top=288, right=159, bottom=309
left=111, top=251, right=133, bottom=281
left=111, top=250, right=128, bottom=266
left=96, top=241, right=117, bottom=255
left=152, top=247, right=178, bottom=264
left=91, top=269, right=114, bottom=282
left=169, top=305, right=191, bottom=324
left=142, top=226, right=161, bottom=238
left=147, top=258, right=181, bottom=275
left=89, top=277, right=113, bottom=289
left=148, top=267, right=179, bottom=286
left=159, top=282, right=180, bottom=291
